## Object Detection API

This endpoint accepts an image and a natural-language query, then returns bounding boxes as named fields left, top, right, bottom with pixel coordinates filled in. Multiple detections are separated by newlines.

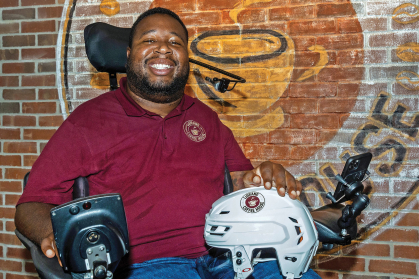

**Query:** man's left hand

left=243, top=161, right=302, bottom=199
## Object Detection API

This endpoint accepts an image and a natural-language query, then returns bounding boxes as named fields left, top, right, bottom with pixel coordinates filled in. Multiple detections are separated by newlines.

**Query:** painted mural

left=55, top=0, right=419, bottom=274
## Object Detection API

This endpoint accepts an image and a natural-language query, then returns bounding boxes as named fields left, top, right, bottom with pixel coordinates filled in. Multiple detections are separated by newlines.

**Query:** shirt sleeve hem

left=16, top=195, right=69, bottom=207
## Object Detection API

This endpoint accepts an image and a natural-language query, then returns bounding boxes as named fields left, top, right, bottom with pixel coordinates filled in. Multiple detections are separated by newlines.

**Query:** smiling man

left=15, top=7, right=320, bottom=279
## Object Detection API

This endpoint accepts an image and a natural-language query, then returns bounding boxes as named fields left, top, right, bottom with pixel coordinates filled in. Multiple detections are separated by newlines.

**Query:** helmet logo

left=241, top=192, right=265, bottom=213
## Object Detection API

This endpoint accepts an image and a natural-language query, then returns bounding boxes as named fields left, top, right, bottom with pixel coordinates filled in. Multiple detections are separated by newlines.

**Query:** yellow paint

left=296, top=45, right=329, bottom=81
left=392, top=3, right=419, bottom=24
left=397, top=42, right=419, bottom=62
left=100, top=0, right=120, bottom=17
left=229, top=0, right=273, bottom=23
left=396, top=71, right=419, bottom=90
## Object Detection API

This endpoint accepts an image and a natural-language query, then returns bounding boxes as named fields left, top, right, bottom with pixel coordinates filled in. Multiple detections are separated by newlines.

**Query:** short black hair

left=129, top=7, right=188, bottom=48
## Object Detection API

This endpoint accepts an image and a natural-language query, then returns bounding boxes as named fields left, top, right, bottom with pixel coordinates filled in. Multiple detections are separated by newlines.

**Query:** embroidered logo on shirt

left=240, top=191, right=265, bottom=213
left=183, top=120, right=206, bottom=142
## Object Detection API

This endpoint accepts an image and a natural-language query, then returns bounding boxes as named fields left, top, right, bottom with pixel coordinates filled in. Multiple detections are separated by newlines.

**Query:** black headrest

left=84, top=22, right=130, bottom=73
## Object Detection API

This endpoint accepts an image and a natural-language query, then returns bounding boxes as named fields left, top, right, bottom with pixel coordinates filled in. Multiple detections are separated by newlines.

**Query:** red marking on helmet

left=242, top=268, right=251, bottom=272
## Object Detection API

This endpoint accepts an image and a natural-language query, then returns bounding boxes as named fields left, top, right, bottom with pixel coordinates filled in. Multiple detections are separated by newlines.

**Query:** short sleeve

left=223, top=125, right=253, bottom=172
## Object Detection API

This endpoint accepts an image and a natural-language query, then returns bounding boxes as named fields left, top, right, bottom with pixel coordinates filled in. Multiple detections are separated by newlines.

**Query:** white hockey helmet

left=204, top=187, right=319, bottom=279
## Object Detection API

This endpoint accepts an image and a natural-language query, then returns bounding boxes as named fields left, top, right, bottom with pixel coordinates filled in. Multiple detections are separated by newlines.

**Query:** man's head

left=126, top=8, right=190, bottom=104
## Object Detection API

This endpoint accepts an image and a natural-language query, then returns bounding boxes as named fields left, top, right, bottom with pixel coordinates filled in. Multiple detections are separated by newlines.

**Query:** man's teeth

left=151, top=64, right=172, bottom=69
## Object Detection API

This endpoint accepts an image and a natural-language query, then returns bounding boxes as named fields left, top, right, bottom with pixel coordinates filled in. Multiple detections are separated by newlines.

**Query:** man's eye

left=170, top=41, right=180, bottom=45
left=145, top=39, right=155, bottom=43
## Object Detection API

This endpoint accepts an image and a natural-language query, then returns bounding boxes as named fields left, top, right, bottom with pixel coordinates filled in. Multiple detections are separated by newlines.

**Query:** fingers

left=41, top=233, right=62, bottom=266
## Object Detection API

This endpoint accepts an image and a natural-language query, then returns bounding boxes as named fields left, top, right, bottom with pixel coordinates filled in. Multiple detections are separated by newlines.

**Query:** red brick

left=23, top=129, right=56, bottom=140
left=345, top=242, right=390, bottom=257
left=2, top=8, right=35, bottom=20
left=2, top=35, right=35, bottom=47
left=5, top=168, right=30, bottom=180
left=6, top=220, right=16, bottom=232
left=395, top=245, right=419, bottom=260
left=317, top=34, right=363, bottom=50
left=397, top=213, right=419, bottom=227
left=179, top=11, right=221, bottom=26
left=21, top=0, right=55, bottom=6
left=39, top=116, right=64, bottom=127
left=292, top=36, right=317, bottom=51
left=290, top=145, right=321, bottom=160
left=289, top=19, right=336, bottom=36
left=369, top=32, right=418, bottom=48
left=317, top=3, right=354, bottom=17
left=0, top=76, right=19, bottom=87
left=343, top=276, right=392, bottom=279
left=317, top=67, right=365, bottom=81
left=22, top=102, right=56, bottom=113
left=370, top=195, right=410, bottom=210
left=196, top=0, right=235, bottom=11
left=21, top=20, right=55, bottom=33
left=0, top=259, right=22, bottom=272
left=258, top=144, right=290, bottom=160
left=22, top=75, right=55, bottom=87
left=3, top=89, right=36, bottom=100
left=0, top=181, right=22, bottom=192
left=338, top=18, right=363, bottom=33
left=3, top=115, right=36, bottom=127
left=0, top=207, right=15, bottom=219
left=236, top=9, right=266, bottom=24
left=0, top=103, right=20, bottom=114
left=0, top=233, right=21, bottom=245
left=369, top=260, right=417, bottom=275
left=0, top=49, right=18, bottom=60
left=39, top=88, right=59, bottom=100
left=3, top=62, right=35, bottom=74
left=23, top=155, right=38, bottom=166
left=0, top=0, right=19, bottom=7
left=0, top=128, right=20, bottom=140
left=291, top=114, right=340, bottom=129
left=38, top=33, right=58, bottom=46
left=278, top=99, right=317, bottom=114
left=0, top=23, right=19, bottom=34
left=24, top=262, right=37, bottom=273
left=289, top=83, right=337, bottom=98
left=269, top=129, right=318, bottom=144
left=37, top=6, right=63, bottom=18
left=0, top=155, right=21, bottom=166
left=374, top=228, right=418, bottom=242
left=6, top=273, right=39, bottom=279
left=269, top=5, right=315, bottom=21
left=3, top=142, right=37, bottom=154
left=38, top=61, right=55, bottom=72
left=317, top=256, right=365, bottom=272
left=5, top=194, right=21, bottom=206
left=21, top=47, right=55, bottom=59
left=314, top=271, right=338, bottom=279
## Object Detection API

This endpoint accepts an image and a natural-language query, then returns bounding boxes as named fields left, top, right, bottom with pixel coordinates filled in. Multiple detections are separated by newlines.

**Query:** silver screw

left=87, top=248, right=92, bottom=255
left=100, top=246, right=105, bottom=251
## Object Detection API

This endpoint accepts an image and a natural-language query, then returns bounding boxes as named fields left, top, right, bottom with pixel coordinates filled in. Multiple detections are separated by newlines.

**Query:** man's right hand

left=41, top=232, right=62, bottom=266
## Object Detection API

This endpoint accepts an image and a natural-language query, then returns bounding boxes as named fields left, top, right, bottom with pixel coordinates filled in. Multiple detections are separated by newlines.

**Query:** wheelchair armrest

left=311, top=203, right=357, bottom=246
left=15, top=229, right=71, bottom=279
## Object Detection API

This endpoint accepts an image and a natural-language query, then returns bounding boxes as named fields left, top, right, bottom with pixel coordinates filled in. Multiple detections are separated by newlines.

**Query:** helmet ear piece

left=204, top=187, right=319, bottom=279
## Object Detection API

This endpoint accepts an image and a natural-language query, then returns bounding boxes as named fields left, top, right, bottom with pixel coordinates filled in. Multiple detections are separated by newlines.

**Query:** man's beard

left=125, top=56, right=189, bottom=104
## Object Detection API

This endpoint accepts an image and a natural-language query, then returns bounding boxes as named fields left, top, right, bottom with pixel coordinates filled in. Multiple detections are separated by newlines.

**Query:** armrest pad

left=15, top=230, right=72, bottom=279
left=311, top=203, right=357, bottom=244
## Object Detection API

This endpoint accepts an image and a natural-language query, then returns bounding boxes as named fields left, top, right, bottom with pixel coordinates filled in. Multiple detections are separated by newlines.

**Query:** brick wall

left=1, top=0, right=418, bottom=278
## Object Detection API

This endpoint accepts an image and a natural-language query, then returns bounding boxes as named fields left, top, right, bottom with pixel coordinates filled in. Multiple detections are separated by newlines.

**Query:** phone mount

left=325, top=173, right=370, bottom=243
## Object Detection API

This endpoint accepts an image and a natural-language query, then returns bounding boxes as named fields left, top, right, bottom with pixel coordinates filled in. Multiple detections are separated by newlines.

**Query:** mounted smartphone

left=333, top=152, right=373, bottom=202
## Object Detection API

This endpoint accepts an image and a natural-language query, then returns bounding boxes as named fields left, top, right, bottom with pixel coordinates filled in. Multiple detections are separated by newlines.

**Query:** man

left=15, top=7, right=320, bottom=279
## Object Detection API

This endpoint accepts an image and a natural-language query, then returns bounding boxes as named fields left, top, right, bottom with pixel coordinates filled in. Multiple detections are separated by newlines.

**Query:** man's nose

left=154, top=42, right=172, bottom=54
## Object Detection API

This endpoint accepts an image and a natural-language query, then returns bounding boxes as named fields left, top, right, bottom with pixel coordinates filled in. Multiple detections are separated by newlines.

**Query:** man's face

left=126, top=13, right=190, bottom=103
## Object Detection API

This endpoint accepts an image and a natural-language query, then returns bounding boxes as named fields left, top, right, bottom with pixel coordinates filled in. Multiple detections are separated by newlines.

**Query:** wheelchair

left=15, top=22, right=371, bottom=279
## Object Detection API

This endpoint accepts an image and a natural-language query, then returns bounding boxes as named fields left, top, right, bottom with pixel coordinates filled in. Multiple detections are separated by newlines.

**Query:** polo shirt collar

left=115, top=77, right=195, bottom=117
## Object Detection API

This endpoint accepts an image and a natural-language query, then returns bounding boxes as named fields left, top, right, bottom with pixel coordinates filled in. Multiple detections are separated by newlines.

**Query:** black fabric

left=84, top=22, right=130, bottom=73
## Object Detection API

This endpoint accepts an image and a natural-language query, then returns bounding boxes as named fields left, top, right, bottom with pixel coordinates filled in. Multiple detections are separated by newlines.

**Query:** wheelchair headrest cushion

left=84, top=22, right=130, bottom=73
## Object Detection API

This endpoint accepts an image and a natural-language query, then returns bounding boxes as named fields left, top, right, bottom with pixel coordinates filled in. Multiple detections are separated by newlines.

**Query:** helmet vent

left=219, top=211, right=230, bottom=214
left=289, top=217, right=298, bottom=223
left=224, top=227, right=231, bottom=232
left=297, top=236, right=304, bottom=245
left=210, top=226, right=218, bottom=231
left=295, top=226, right=301, bottom=235
left=209, top=233, right=225, bottom=236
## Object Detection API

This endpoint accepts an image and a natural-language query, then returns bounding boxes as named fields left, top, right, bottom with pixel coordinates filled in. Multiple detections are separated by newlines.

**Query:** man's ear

left=127, top=47, right=131, bottom=59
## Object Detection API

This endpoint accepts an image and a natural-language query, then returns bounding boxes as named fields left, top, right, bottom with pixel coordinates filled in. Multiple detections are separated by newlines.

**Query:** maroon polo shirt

left=17, top=77, right=253, bottom=265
